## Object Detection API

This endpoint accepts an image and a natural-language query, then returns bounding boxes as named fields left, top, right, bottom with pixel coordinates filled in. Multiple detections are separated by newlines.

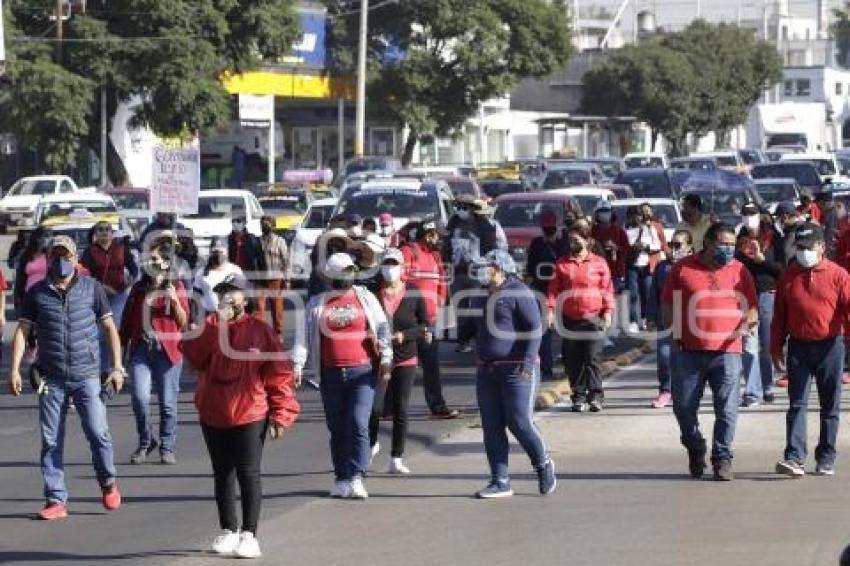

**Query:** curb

left=535, top=341, right=655, bottom=410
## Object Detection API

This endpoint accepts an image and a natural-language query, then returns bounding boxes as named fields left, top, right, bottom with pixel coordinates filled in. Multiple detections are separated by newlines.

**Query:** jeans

left=672, top=350, right=742, bottom=464
left=741, top=333, right=763, bottom=402
left=627, top=265, right=654, bottom=324
left=418, top=334, right=449, bottom=413
left=99, top=289, right=129, bottom=372
left=784, top=337, right=844, bottom=466
left=476, top=363, right=548, bottom=483
left=40, top=377, right=116, bottom=503
left=201, top=419, right=267, bottom=534
left=539, top=328, right=556, bottom=381
left=757, top=292, right=775, bottom=395
left=561, top=318, right=605, bottom=402
left=657, top=333, right=673, bottom=393
left=369, top=365, right=416, bottom=457
left=129, top=346, right=183, bottom=454
left=320, top=365, right=376, bottom=481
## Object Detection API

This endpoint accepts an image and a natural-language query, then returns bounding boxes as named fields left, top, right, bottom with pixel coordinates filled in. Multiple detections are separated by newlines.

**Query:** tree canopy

left=581, top=21, right=783, bottom=155
left=1, top=0, right=301, bottom=179
left=325, top=0, right=575, bottom=164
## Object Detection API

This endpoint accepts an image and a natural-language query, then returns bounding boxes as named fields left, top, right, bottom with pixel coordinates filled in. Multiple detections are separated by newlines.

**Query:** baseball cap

left=419, top=219, right=446, bottom=237
left=794, top=222, right=825, bottom=247
left=49, top=235, right=77, bottom=255
left=325, top=252, right=356, bottom=276
left=382, top=248, right=404, bottom=264
left=212, top=274, right=251, bottom=294
left=775, top=201, right=797, bottom=215
left=540, top=211, right=557, bottom=228
left=478, top=249, right=517, bottom=274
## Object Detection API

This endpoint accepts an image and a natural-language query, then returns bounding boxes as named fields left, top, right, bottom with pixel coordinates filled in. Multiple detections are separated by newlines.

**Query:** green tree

left=831, top=8, right=850, bottom=68
left=326, top=0, right=575, bottom=165
left=1, top=0, right=301, bottom=180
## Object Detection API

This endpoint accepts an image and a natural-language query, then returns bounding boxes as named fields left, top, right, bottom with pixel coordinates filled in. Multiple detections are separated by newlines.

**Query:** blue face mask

left=50, top=257, right=75, bottom=279
left=713, top=244, right=736, bottom=266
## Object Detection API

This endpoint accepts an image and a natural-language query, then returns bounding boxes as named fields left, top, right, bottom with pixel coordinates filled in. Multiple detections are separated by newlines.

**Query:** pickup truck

left=0, top=175, right=96, bottom=233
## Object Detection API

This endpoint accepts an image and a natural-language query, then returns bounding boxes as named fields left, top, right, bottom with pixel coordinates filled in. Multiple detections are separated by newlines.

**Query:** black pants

left=369, top=365, right=416, bottom=457
left=201, top=419, right=267, bottom=534
left=561, top=318, right=605, bottom=403
left=418, top=335, right=449, bottom=414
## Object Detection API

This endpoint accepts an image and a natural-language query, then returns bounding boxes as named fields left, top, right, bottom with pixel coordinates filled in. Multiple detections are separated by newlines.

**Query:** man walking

left=661, top=223, right=758, bottom=481
left=255, top=215, right=289, bottom=335
left=772, top=223, right=850, bottom=477
left=228, top=216, right=267, bottom=282
left=7, top=236, right=126, bottom=519
left=525, top=211, right=564, bottom=381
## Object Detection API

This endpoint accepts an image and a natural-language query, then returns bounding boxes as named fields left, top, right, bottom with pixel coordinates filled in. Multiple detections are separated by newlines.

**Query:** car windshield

left=445, top=179, right=477, bottom=198
left=494, top=201, right=565, bottom=228
left=616, top=173, right=673, bottom=198
left=304, top=205, right=334, bottom=229
left=612, top=204, right=678, bottom=227
left=594, top=162, right=621, bottom=177
left=755, top=183, right=797, bottom=203
left=739, top=150, right=761, bottom=165
left=185, top=196, right=245, bottom=218
left=344, top=159, right=388, bottom=177
left=109, top=192, right=148, bottom=210
left=542, top=169, right=591, bottom=190
left=808, top=159, right=837, bottom=176
left=337, top=188, right=437, bottom=218
left=39, top=200, right=118, bottom=220
left=480, top=180, right=524, bottom=199
left=625, top=156, right=663, bottom=168
left=752, top=164, right=821, bottom=188
left=8, top=179, right=55, bottom=196
left=715, top=155, right=738, bottom=167
left=572, top=195, right=606, bottom=216
left=259, top=195, right=307, bottom=215
left=684, top=190, right=750, bottom=215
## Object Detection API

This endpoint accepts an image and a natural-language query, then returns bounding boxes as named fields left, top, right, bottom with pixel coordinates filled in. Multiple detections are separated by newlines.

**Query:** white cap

left=325, top=253, right=356, bottom=276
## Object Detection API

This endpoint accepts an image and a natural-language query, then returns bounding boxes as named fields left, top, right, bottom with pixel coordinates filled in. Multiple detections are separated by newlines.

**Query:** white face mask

left=796, top=249, right=820, bottom=268
left=671, top=247, right=690, bottom=261
left=743, top=214, right=760, bottom=230
left=456, top=209, right=471, bottom=221
left=381, top=265, right=402, bottom=282
left=476, top=266, right=492, bottom=287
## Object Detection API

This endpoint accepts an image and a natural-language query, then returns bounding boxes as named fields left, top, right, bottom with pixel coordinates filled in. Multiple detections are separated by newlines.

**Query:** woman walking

left=368, top=248, right=430, bottom=474
left=120, top=246, right=189, bottom=465
left=183, top=275, right=299, bottom=559
left=293, top=252, right=392, bottom=500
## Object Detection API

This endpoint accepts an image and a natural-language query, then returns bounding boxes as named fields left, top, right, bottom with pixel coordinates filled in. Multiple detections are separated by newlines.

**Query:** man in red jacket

left=771, top=223, right=850, bottom=478
left=401, top=220, right=458, bottom=419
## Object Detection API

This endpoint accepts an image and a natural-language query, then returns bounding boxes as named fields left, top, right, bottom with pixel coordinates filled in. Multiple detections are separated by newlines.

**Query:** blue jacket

left=458, top=276, right=542, bottom=373
left=22, top=275, right=111, bottom=382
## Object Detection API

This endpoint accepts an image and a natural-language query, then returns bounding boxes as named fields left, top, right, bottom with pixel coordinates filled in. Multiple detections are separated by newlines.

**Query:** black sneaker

left=763, top=392, right=776, bottom=404
left=130, top=439, right=159, bottom=465
left=687, top=449, right=706, bottom=479
left=713, top=460, right=734, bottom=481
left=740, top=397, right=759, bottom=408
left=571, top=401, right=588, bottom=413
left=814, top=462, right=835, bottom=476
left=536, top=458, right=557, bottom=496
left=588, top=399, right=603, bottom=413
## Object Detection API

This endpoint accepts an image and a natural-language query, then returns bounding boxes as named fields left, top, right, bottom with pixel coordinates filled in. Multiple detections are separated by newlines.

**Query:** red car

left=493, top=192, right=581, bottom=268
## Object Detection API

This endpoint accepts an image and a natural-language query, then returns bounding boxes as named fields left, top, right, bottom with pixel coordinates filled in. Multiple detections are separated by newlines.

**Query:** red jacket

left=119, top=281, right=190, bottom=365
left=401, top=241, right=447, bottom=323
left=82, top=241, right=129, bottom=293
left=591, top=223, right=630, bottom=279
left=183, top=314, right=300, bottom=428
left=547, top=252, right=615, bottom=320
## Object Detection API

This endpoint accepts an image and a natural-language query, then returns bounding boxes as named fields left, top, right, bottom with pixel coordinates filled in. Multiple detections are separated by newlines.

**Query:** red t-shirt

left=320, top=290, right=373, bottom=368
left=661, top=255, right=757, bottom=353
left=547, top=253, right=615, bottom=320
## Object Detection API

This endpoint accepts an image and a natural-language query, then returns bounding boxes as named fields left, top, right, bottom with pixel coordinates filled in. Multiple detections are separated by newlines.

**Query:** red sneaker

left=102, top=483, right=121, bottom=511
left=775, top=375, right=789, bottom=388
left=37, top=502, right=68, bottom=521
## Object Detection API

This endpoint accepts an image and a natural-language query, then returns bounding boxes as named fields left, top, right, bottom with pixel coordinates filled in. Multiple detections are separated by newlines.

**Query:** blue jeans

left=129, top=346, right=183, bottom=454
left=99, top=289, right=129, bottom=372
left=757, top=292, right=775, bottom=395
left=40, top=378, right=116, bottom=503
left=539, top=328, right=556, bottom=381
left=784, top=337, right=844, bottom=466
left=627, top=266, right=654, bottom=324
left=741, top=333, right=762, bottom=402
left=672, top=350, right=742, bottom=464
left=657, top=333, right=673, bottom=393
left=320, top=365, right=376, bottom=481
left=476, top=363, right=548, bottom=483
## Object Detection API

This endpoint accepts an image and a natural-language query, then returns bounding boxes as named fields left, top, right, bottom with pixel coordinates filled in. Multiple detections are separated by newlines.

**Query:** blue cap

left=479, top=249, right=517, bottom=274
left=775, top=201, right=796, bottom=215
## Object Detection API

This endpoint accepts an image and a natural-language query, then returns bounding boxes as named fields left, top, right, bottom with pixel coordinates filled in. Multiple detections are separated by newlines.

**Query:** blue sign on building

left=285, top=7, right=328, bottom=68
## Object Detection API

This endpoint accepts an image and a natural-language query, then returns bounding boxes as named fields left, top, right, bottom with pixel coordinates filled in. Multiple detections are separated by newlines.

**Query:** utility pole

left=354, top=0, right=369, bottom=157
left=101, top=88, right=107, bottom=186
left=55, top=0, right=63, bottom=63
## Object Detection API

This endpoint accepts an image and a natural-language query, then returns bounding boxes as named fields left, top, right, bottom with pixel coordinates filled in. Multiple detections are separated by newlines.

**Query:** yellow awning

left=221, top=71, right=355, bottom=100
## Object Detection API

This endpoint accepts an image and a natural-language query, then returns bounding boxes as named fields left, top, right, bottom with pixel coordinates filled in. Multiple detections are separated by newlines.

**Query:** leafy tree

left=326, top=0, right=575, bottom=165
left=1, top=0, right=301, bottom=180
left=831, top=8, right=850, bottom=68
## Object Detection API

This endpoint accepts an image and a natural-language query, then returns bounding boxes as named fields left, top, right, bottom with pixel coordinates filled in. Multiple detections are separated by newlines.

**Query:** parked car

left=780, top=152, right=850, bottom=185
left=258, top=189, right=314, bottom=244
left=545, top=186, right=617, bottom=217
left=492, top=192, right=582, bottom=269
left=179, top=189, right=264, bottom=255
left=753, top=178, right=801, bottom=212
left=288, top=197, right=338, bottom=284
left=333, top=179, right=455, bottom=233
left=610, top=198, right=682, bottom=241
left=0, top=175, right=96, bottom=233
left=623, top=152, right=668, bottom=169
left=669, top=157, right=718, bottom=172
left=751, top=162, right=824, bottom=194
left=614, top=168, right=677, bottom=199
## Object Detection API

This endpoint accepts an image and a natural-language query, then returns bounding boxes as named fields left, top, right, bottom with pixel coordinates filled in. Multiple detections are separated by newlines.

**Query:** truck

left=747, top=102, right=830, bottom=152
left=0, top=175, right=97, bottom=233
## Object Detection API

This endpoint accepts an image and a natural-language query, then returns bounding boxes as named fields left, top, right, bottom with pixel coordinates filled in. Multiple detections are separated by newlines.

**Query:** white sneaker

left=211, top=529, right=240, bottom=555
left=627, top=322, right=640, bottom=334
left=233, top=531, right=262, bottom=559
left=388, top=457, right=411, bottom=475
left=370, top=442, right=380, bottom=465
left=348, top=476, right=369, bottom=500
left=329, top=480, right=351, bottom=498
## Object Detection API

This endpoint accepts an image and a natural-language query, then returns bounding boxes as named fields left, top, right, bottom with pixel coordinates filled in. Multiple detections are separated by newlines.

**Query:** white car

left=333, top=179, right=455, bottom=233
left=623, top=152, right=668, bottom=170
left=780, top=152, right=850, bottom=185
left=179, top=189, right=264, bottom=255
left=545, top=186, right=616, bottom=218
left=609, top=197, right=682, bottom=241
left=289, top=197, right=338, bottom=283
left=0, top=175, right=95, bottom=232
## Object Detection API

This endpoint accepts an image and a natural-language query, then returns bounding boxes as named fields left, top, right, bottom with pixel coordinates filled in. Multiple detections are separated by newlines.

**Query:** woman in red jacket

left=182, top=275, right=299, bottom=560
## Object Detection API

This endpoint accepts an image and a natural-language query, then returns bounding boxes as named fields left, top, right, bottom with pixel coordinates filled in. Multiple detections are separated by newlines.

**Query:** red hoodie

left=183, top=314, right=300, bottom=429
left=401, top=241, right=447, bottom=323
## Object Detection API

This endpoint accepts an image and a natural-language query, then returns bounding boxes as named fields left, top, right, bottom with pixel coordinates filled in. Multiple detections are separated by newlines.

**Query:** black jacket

left=227, top=232, right=267, bottom=274
left=525, top=235, right=564, bottom=294
left=735, top=226, right=783, bottom=293
left=381, top=283, right=430, bottom=363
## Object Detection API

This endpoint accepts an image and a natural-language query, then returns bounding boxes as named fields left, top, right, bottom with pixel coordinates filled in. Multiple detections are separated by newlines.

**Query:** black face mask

left=569, top=237, right=584, bottom=256
left=331, top=278, right=354, bottom=290
left=230, top=304, right=245, bottom=319
left=542, top=227, right=557, bottom=238
left=261, top=224, right=273, bottom=235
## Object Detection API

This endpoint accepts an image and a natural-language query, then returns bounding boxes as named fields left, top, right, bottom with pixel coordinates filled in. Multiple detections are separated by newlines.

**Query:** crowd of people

left=4, top=189, right=850, bottom=558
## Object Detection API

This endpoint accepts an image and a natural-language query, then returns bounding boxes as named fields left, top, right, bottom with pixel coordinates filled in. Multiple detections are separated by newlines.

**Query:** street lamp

left=354, top=0, right=369, bottom=157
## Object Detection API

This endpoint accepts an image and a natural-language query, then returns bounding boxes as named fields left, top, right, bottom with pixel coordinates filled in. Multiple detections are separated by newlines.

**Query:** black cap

left=212, top=274, right=251, bottom=294
left=794, top=222, right=825, bottom=247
